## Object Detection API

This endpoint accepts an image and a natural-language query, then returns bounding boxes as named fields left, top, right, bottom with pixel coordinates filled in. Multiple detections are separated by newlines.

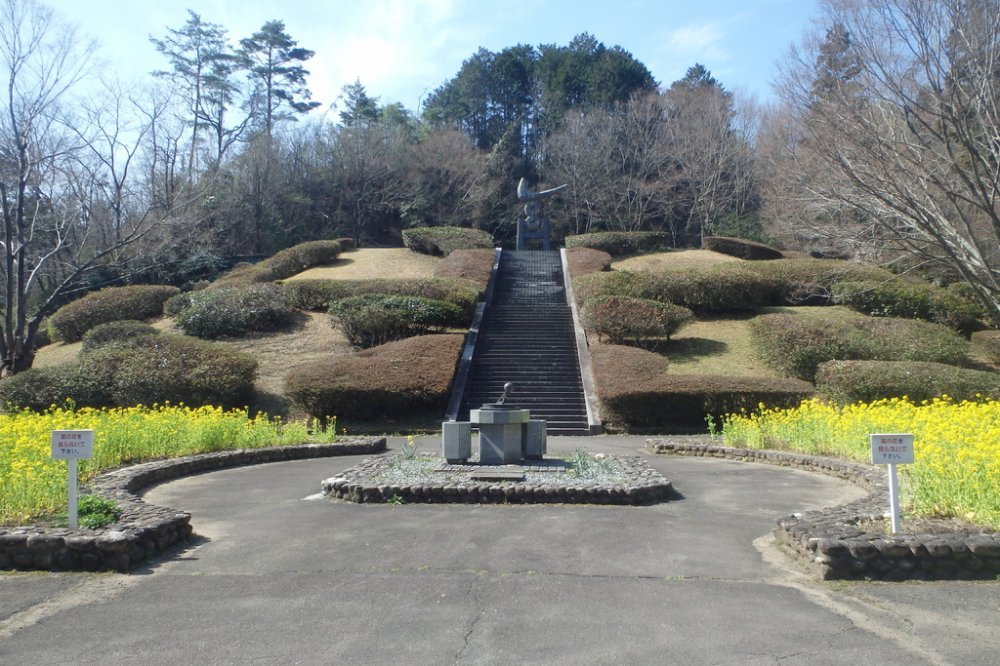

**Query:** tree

left=338, top=79, right=380, bottom=128
left=239, top=20, right=319, bottom=138
left=776, top=0, right=1000, bottom=322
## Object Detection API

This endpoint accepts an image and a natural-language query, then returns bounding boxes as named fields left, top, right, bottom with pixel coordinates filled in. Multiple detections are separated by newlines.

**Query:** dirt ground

left=286, top=248, right=441, bottom=281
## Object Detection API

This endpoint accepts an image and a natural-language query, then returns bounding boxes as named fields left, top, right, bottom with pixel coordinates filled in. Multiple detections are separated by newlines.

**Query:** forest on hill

left=2, top=0, right=1000, bottom=375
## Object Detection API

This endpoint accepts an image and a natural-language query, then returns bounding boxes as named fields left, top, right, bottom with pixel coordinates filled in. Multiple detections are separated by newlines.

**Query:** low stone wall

left=0, top=439, right=385, bottom=572
left=645, top=438, right=1000, bottom=580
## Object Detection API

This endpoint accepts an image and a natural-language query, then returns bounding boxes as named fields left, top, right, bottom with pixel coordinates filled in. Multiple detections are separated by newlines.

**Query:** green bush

left=748, top=313, right=971, bottom=381
left=48, top=285, right=180, bottom=342
left=211, top=240, right=342, bottom=288
left=76, top=495, right=122, bottom=529
left=564, top=231, right=672, bottom=257
left=175, top=284, right=297, bottom=339
left=574, top=264, right=781, bottom=314
left=589, top=344, right=814, bottom=431
left=816, top=360, right=1000, bottom=404
left=972, top=330, right=1000, bottom=365
left=0, top=334, right=257, bottom=410
left=401, top=227, right=494, bottom=255
left=743, top=258, right=896, bottom=306
left=702, top=236, right=783, bottom=260
left=81, top=320, right=160, bottom=352
left=284, top=334, right=464, bottom=421
left=581, top=296, right=693, bottom=347
left=163, top=291, right=195, bottom=317
left=282, top=277, right=480, bottom=317
left=833, top=279, right=986, bottom=335
left=329, top=294, right=468, bottom=348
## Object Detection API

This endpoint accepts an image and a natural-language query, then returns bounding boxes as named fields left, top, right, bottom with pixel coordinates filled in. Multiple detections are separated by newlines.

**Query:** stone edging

left=645, top=438, right=1000, bottom=580
left=0, top=438, right=386, bottom=572
left=322, top=453, right=672, bottom=505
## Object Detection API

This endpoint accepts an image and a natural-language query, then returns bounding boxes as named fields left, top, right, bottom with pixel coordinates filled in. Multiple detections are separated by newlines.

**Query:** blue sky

left=51, top=0, right=821, bottom=114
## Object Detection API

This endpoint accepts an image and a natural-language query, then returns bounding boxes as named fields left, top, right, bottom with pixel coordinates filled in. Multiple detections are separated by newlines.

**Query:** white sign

left=51, top=430, right=94, bottom=460
left=870, top=433, right=914, bottom=465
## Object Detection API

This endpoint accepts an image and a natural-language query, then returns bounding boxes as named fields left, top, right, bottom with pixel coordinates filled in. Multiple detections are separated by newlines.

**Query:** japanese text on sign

left=870, top=433, right=914, bottom=465
left=51, top=430, right=94, bottom=460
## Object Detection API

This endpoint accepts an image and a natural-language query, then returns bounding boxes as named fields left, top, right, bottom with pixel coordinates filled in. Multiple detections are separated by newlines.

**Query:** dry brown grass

left=286, top=248, right=441, bottom=281
left=613, top=249, right=740, bottom=272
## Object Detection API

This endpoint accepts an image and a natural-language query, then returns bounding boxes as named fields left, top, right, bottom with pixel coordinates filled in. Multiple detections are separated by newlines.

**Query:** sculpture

left=516, top=178, right=567, bottom=250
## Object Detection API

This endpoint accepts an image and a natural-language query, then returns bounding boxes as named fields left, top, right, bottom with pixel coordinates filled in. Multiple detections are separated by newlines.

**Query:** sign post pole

left=51, top=430, right=95, bottom=529
left=869, top=433, right=914, bottom=535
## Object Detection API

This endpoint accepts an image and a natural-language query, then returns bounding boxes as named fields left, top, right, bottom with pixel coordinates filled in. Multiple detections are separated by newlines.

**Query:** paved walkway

left=1, top=436, right=998, bottom=664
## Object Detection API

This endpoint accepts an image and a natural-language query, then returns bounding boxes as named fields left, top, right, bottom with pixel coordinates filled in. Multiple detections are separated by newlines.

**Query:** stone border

left=0, top=438, right=386, bottom=572
left=322, top=453, right=672, bottom=505
left=646, top=438, right=1000, bottom=580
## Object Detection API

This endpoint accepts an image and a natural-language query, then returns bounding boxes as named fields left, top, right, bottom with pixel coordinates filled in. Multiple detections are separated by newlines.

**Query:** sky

left=50, top=0, right=822, bottom=115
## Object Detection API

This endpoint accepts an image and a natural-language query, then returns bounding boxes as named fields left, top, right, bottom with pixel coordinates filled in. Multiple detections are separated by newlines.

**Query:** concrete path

left=1, top=436, right=998, bottom=664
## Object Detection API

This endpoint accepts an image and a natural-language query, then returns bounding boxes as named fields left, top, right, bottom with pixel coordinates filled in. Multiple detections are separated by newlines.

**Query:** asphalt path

left=1, top=435, right=998, bottom=664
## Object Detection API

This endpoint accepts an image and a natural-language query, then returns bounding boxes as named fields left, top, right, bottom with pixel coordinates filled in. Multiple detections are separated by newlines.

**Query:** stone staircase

left=456, top=250, right=591, bottom=435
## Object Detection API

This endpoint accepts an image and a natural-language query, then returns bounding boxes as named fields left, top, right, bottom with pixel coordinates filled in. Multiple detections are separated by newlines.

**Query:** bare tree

left=775, top=0, right=1000, bottom=322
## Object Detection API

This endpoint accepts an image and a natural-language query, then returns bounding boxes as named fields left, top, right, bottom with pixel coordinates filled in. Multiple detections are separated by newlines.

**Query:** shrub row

left=0, top=334, right=257, bottom=411
left=833, top=280, right=985, bottom=335
left=742, top=258, right=896, bottom=306
left=48, top=285, right=180, bottom=342
left=281, top=277, right=481, bottom=316
left=329, top=294, right=468, bottom=348
left=581, top=296, right=692, bottom=348
left=564, top=231, right=672, bottom=257
left=816, top=360, right=1000, bottom=404
left=401, top=227, right=494, bottom=256
left=284, top=334, right=463, bottom=421
left=702, top=236, right=783, bottom=260
left=564, top=247, right=612, bottom=278
left=589, top=343, right=814, bottom=431
left=80, top=320, right=160, bottom=352
left=211, top=240, right=342, bottom=288
left=175, top=284, right=298, bottom=339
left=432, top=248, right=496, bottom=287
left=748, top=313, right=971, bottom=381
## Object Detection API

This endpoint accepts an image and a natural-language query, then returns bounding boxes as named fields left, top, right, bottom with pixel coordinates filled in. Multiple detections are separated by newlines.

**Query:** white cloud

left=665, top=22, right=729, bottom=62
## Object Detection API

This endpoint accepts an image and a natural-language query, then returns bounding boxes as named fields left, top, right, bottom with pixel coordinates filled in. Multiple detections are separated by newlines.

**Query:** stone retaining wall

left=645, top=438, right=1000, bottom=580
left=0, top=439, right=385, bottom=572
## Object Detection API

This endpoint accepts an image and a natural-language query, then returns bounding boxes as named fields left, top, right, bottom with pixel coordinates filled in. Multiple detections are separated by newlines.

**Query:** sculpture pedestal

left=471, top=406, right=530, bottom=465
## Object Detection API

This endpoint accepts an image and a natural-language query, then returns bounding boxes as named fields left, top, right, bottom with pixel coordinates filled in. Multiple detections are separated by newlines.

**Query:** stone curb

left=322, top=453, right=672, bottom=505
left=645, top=438, right=1000, bottom=580
left=0, top=438, right=386, bottom=572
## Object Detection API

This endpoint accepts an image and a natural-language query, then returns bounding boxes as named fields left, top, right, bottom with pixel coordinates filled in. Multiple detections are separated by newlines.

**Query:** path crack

left=454, top=576, right=486, bottom=664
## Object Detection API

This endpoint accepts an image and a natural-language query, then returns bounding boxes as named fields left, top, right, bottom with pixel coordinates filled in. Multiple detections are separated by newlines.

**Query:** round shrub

left=0, top=366, right=77, bottom=412
left=329, top=294, right=466, bottom=348
left=833, top=279, right=986, bottom=335
left=702, top=236, right=783, bottom=260
left=163, top=291, right=195, bottom=317
left=285, top=278, right=480, bottom=318
left=816, top=360, right=1000, bottom=404
left=582, top=296, right=693, bottom=348
left=281, top=280, right=353, bottom=311
left=175, top=284, right=297, bottom=339
left=401, top=227, right=494, bottom=255
left=81, top=320, right=160, bottom=352
left=564, top=231, right=672, bottom=257
left=743, top=259, right=896, bottom=306
left=854, top=317, right=971, bottom=367
left=48, top=285, right=180, bottom=342
left=211, top=240, right=342, bottom=288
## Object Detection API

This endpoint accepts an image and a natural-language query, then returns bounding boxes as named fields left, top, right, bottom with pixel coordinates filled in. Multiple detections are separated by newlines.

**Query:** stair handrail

left=445, top=247, right=503, bottom=422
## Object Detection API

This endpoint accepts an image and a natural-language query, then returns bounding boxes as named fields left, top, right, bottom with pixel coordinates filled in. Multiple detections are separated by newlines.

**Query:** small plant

left=705, top=414, right=719, bottom=440
left=55, top=495, right=123, bottom=529
left=568, top=448, right=615, bottom=479
left=386, top=495, right=405, bottom=505
left=401, top=434, right=417, bottom=460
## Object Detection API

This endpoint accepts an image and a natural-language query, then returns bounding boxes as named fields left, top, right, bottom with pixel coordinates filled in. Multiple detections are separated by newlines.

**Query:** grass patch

left=663, top=316, right=783, bottom=378
left=612, top=249, right=740, bottom=272
left=287, top=248, right=441, bottom=282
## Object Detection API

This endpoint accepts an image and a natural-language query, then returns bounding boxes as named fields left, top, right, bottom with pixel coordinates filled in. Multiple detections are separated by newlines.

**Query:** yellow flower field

left=1, top=404, right=330, bottom=525
left=722, top=397, right=1000, bottom=530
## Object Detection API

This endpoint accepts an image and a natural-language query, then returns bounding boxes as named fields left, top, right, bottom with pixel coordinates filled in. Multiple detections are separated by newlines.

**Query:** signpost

left=51, top=430, right=94, bottom=529
left=869, top=433, right=914, bottom=534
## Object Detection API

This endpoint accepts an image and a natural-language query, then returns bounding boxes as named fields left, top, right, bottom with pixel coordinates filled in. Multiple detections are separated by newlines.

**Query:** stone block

left=522, top=420, right=547, bottom=459
left=442, top=421, right=472, bottom=463
left=479, top=423, right=523, bottom=465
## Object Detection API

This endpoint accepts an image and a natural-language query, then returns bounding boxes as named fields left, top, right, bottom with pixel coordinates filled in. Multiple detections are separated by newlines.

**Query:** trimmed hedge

left=564, top=231, right=672, bottom=257
left=80, top=320, right=160, bottom=352
left=833, top=279, right=985, bottom=335
left=748, top=313, right=971, bottom=381
left=702, top=236, right=783, bottom=261
left=742, top=258, right=896, bottom=306
left=282, top=277, right=481, bottom=317
left=211, top=240, right=342, bottom=288
left=564, top=247, right=612, bottom=277
left=48, top=285, right=180, bottom=342
left=432, top=248, right=496, bottom=287
left=574, top=264, right=782, bottom=314
left=284, top=334, right=464, bottom=421
left=589, top=343, right=814, bottom=431
left=329, top=294, right=468, bottom=348
left=402, top=227, right=494, bottom=256
left=0, top=334, right=257, bottom=411
left=816, top=360, right=1000, bottom=404
left=581, top=296, right=693, bottom=348
left=175, top=284, right=297, bottom=339
left=972, top=330, right=1000, bottom=365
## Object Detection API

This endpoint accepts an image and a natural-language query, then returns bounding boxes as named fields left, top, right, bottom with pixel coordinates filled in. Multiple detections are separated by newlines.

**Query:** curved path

left=1, top=436, right=997, bottom=664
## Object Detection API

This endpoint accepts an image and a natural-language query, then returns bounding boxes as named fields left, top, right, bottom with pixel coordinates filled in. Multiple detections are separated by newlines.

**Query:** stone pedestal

left=471, top=406, right=530, bottom=465
left=522, top=420, right=547, bottom=460
left=442, top=421, right=472, bottom=463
